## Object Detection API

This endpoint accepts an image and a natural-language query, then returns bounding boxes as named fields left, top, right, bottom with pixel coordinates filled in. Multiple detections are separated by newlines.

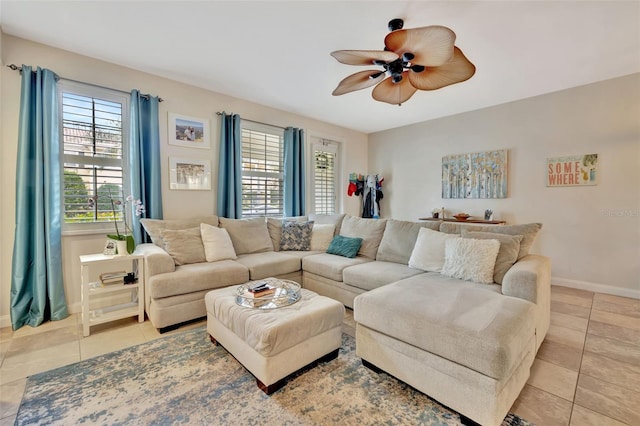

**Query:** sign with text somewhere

left=547, top=154, right=598, bottom=187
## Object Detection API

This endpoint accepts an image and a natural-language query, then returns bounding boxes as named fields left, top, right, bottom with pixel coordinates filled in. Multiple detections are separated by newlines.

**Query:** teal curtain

left=217, top=113, right=242, bottom=218
left=129, top=90, right=163, bottom=243
left=11, top=66, right=68, bottom=330
left=284, top=127, right=305, bottom=216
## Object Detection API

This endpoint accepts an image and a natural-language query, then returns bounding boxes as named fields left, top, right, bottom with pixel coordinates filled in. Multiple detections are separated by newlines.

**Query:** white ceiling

left=2, top=1, right=639, bottom=134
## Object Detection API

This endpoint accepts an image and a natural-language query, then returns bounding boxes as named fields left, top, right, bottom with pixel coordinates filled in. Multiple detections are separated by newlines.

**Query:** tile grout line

left=566, top=292, right=594, bottom=426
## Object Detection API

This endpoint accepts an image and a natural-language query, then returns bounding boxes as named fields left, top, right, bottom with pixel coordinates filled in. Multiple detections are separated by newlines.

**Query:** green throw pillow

left=326, top=235, right=363, bottom=258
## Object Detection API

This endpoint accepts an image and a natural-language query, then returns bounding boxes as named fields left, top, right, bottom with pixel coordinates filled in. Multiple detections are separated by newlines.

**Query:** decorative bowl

left=453, top=213, right=471, bottom=221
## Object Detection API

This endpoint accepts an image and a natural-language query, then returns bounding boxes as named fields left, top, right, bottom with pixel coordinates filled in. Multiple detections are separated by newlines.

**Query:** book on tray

left=244, top=281, right=276, bottom=298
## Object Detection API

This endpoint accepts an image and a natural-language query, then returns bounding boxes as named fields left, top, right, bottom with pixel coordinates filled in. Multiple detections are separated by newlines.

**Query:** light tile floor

left=1, top=286, right=638, bottom=425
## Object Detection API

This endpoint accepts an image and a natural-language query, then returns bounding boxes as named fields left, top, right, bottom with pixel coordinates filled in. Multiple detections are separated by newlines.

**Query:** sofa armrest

left=501, top=254, right=551, bottom=306
left=134, top=243, right=175, bottom=277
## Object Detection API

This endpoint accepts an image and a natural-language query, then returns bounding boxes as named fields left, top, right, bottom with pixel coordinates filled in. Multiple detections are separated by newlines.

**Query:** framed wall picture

left=168, top=112, right=211, bottom=149
left=547, top=154, right=598, bottom=186
left=169, top=157, right=211, bottom=190
left=442, top=149, right=508, bottom=199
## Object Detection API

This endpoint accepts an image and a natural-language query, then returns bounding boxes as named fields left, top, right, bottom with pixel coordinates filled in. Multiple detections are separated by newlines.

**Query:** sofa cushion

left=408, top=228, right=458, bottom=272
left=376, top=219, right=440, bottom=264
left=302, top=253, right=372, bottom=282
left=309, top=213, right=345, bottom=236
left=326, top=235, right=363, bottom=258
left=463, top=231, right=523, bottom=284
left=343, top=261, right=424, bottom=291
left=440, top=222, right=542, bottom=259
left=200, top=223, right=237, bottom=262
left=339, top=215, right=387, bottom=259
left=267, top=216, right=308, bottom=251
left=354, top=274, right=536, bottom=380
left=219, top=217, right=273, bottom=255
left=161, top=227, right=206, bottom=266
left=310, top=224, right=336, bottom=251
left=441, top=238, right=500, bottom=284
left=141, top=215, right=219, bottom=247
left=235, top=252, right=302, bottom=280
left=149, top=260, right=249, bottom=299
left=280, top=221, right=314, bottom=251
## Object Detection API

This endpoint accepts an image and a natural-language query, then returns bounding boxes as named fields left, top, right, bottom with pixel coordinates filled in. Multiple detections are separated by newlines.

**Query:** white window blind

left=311, top=141, right=338, bottom=215
left=60, top=82, right=129, bottom=231
left=241, top=121, right=284, bottom=218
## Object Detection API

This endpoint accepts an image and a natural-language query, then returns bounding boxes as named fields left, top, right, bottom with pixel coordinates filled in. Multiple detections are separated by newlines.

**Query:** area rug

left=16, top=327, right=533, bottom=425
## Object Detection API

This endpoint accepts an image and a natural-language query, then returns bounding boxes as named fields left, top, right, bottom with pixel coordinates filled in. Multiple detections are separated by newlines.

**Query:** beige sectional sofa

left=137, top=213, right=550, bottom=426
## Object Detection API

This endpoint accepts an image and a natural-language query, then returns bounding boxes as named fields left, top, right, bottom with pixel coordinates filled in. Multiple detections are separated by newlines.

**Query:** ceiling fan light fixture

left=331, top=18, right=475, bottom=105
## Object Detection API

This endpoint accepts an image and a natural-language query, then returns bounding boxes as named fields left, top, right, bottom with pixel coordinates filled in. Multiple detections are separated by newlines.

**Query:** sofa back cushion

left=219, top=217, right=273, bottom=255
left=161, top=227, right=206, bottom=265
left=439, top=222, right=542, bottom=260
left=266, top=216, right=308, bottom=251
left=201, top=223, right=237, bottom=262
left=462, top=231, right=523, bottom=284
left=308, top=213, right=345, bottom=236
left=376, top=219, right=440, bottom=264
left=141, top=215, right=219, bottom=247
left=408, top=227, right=458, bottom=272
left=339, top=215, right=387, bottom=259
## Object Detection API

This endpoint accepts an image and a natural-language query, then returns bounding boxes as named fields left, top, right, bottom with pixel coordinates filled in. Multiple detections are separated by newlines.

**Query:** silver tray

left=235, top=278, right=301, bottom=310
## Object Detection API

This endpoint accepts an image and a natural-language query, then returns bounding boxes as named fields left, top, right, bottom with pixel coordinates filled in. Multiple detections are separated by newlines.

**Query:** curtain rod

left=6, top=64, right=163, bottom=102
left=216, top=111, right=286, bottom=130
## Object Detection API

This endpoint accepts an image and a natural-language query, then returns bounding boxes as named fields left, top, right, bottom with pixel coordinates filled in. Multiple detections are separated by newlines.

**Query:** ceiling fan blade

left=332, top=70, right=387, bottom=96
left=372, top=73, right=418, bottom=105
left=408, top=46, right=476, bottom=90
left=384, top=25, right=456, bottom=67
left=331, top=50, right=399, bottom=66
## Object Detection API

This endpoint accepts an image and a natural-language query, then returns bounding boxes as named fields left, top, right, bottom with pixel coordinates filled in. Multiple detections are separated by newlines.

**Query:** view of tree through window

left=61, top=87, right=128, bottom=225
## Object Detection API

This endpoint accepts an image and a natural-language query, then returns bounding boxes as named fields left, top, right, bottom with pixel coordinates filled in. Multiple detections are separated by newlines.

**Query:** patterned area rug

left=16, top=328, right=533, bottom=425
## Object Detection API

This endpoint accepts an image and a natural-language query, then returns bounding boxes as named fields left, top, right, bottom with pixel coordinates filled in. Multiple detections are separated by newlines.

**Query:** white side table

left=80, top=253, right=145, bottom=337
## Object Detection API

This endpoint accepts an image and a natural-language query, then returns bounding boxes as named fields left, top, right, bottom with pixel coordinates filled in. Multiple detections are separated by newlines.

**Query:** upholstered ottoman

left=205, top=283, right=345, bottom=394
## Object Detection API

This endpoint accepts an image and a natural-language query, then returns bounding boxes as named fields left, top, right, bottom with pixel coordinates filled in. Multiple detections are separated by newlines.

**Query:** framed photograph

left=168, top=112, right=210, bottom=149
left=169, top=157, right=211, bottom=190
left=103, top=239, right=117, bottom=255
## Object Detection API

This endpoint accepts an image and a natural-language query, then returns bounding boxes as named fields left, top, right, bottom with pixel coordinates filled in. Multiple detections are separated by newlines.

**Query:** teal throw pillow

left=326, top=235, right=363, bottom=258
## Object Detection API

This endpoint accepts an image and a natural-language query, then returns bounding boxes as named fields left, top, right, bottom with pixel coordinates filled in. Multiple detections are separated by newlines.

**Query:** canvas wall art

left=442, top=149, right=508, bottom=199
left=547, top=154, right=598, bottom=186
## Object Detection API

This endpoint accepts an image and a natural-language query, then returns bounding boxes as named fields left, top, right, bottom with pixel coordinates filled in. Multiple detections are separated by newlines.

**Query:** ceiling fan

left=331, top=18, right=476, bottom=106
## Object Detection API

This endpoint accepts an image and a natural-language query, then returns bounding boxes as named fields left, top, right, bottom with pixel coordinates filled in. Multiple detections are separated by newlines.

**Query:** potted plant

left=90, top=191, right=145, bottom=255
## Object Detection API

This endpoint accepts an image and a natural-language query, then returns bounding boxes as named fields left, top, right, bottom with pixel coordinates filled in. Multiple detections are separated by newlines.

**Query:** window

left=310, top=139, right=339, bottom=215
left=59, top=81, right=130, bottom=232
left=241, top=121, right=284, bottom=218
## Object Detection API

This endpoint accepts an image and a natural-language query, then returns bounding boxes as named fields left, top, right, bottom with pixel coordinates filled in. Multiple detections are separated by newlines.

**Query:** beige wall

left=369, top=74, right=640, bottom=297
left=0, top=34, right=368, bottom=327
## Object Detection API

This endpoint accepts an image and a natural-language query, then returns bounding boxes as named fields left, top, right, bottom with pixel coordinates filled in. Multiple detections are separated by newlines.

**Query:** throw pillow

left=310, top=224, right=336, bottom=251
left=161, top=227, right=206, bottom=266
left=140, top=215, right=219, bottom=247
left=219, top=217, right=273, bottom=255
left=408, top=228, right=458, bottom=272
left=462, top=231, right=523, bottom=284
left=280, top=221, right=314, bottom=251
left=326, top=235, right=363, bottom=258
left=339, top=215, right=387, bottom=259
left=200, top=223, right=237, bottom=262
left=267, top=216, right=308, bottom=251
left=441, top=238, right=500, bottom=284
left=308, top=213, right=345, bottom=236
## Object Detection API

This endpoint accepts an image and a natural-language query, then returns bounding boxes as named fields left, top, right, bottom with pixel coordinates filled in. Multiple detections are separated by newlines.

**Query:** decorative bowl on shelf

left=453, top=213, right=471, bottom=221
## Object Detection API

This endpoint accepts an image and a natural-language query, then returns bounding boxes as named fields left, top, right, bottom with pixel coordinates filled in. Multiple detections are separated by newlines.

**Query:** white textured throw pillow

left=408, top=228, right=458, bottom=272
left=200, top=223, right=237, bottom=262
left=441, top=238, right=500, bottom=284
left=310, top=224, right=335, bottom=251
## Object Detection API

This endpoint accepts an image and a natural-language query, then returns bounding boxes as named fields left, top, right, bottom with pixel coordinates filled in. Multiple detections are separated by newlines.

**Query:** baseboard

left=0, top=302, right=82, bottom=330
left=552, top=277, right=640, bottom=300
